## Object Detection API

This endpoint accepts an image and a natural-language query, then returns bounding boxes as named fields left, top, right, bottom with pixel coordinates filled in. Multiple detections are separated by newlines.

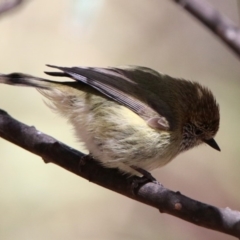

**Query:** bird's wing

left=45, top=65, right=175, bottom=131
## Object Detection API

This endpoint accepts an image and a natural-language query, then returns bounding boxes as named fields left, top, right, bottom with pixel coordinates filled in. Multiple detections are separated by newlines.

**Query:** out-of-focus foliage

left=0, top=0, right=239, bottom=239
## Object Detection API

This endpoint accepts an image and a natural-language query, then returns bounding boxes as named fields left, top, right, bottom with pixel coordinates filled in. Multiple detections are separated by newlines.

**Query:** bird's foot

left=130, top=166, right=162, bottom=194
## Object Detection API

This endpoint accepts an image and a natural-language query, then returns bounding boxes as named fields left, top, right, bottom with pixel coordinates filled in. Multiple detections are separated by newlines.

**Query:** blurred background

left=0, top=0, right=240, bottom=239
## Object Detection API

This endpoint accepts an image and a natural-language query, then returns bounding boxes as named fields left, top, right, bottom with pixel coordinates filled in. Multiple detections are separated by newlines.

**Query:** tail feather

left=0, top=73, right=60, bottom=89
left=44, top=71, right=69, bottom=78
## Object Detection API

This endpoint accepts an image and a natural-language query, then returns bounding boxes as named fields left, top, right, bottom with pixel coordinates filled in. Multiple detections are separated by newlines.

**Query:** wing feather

left=45, top=65, right=175, bottom=130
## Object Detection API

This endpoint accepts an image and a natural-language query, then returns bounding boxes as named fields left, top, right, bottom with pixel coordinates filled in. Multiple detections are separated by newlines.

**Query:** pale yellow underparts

left=39, top=86, right=178, bottom=176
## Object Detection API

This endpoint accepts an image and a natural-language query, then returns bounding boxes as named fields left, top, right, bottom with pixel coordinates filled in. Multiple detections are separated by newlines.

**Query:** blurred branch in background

left=172, top=0, right=240, bottom=58
left=0, top=0, right=240, bottom=239
left=0, top=0, right=25, bottom=15
left=0, top=109, right=240, bottom=238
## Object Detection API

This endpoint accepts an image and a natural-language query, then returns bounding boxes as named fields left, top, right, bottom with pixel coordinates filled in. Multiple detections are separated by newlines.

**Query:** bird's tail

left=0, top=73, right=62, bottom=89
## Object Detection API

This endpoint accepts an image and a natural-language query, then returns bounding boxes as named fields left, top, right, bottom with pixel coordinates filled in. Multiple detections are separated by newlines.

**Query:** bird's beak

left=203, top=138, right=221, bottom=151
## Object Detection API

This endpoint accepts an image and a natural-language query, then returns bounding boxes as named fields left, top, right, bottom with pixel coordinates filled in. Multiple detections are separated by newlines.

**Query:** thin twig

left=0, top=109, right=240, bottom=238
left=172, top=0, right=240, bottom=58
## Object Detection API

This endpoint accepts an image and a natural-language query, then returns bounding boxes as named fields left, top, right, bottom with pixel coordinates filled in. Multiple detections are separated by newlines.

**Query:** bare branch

left=0, top=109, right=240, bottom=238
left=172, top=0, right=240, bottom=58
left=0, top=0, right=25, bottom=15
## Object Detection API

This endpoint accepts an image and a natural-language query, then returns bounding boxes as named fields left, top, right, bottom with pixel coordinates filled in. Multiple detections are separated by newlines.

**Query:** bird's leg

left=130, top=166, right=161, bottom=193
left=131, top=166, right=157, bottom=182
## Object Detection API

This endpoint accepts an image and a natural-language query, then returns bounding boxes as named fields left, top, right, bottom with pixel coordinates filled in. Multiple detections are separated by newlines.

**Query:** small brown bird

left=0, top=65, right=220, bottom=178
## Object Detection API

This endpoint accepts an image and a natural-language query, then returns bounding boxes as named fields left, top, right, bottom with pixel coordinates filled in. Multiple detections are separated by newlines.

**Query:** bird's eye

left=195, top=129, right=202, bottom=135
